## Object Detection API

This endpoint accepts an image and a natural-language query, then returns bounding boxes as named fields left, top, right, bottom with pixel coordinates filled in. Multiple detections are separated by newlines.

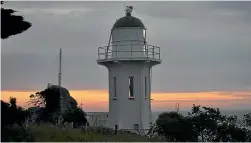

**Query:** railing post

left=131, top=44, right=132, bottom=58
left=115, top=45, right=117, bottom=59
left=147, top=45, right=148, bottom=58
left=153, top=46, right=155, bottom=59
left=105, top=47, right=107, bottom=59
left=105, top=48, right=107, bottom=59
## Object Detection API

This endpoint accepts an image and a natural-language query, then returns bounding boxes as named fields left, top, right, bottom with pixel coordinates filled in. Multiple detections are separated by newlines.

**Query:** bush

left=1, top=100, right=29, bottom=128
left=1, top=126, right=35, bottom=142
left=21, top=124, right=163, bottom=142
left=63, top=107, right=87, bottom=127
left=153, top=105, right=251, bottom=142
left=94, top=126, right=115, bottom=135
left=155, top=112, right=196, bottom=141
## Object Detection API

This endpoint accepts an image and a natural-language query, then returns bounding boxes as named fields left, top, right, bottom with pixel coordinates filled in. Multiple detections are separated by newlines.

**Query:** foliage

left=9, top=97, right=17, bottom=108
left=29, top=88, right=61, bottom=122
left=1, top=98, right=31, bottom=142
left=187, top=105, right=225, bottom=141
left=86, top=126, right=115, bottom=136
left=1, top=1, right=32, bottom=39
left=148, top=122, right=159, bottom=137
left=1, top=97, right=29, bottom=128
left=187, top=105, right=250, bottom=142
left=16, top=124, right=163, bottom=142
left=1, top=126, right=35, bottom=142
left=244, top=113, right=251, bottom=127
left=63, top=107, right=88, bottom=127
left=243, top=113, right=251, bottom=141
left=29, top=86, right=86, bottom=126
left=27, top=106, right=43, bottom=124
left=29, top=88, right=61, bottom=111
left=153, top=105, right=251, bottom=142
left=155, top=112, right=197, bottom=141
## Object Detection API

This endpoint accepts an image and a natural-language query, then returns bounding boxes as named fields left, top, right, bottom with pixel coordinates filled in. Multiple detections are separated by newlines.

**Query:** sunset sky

left=1, top=90, right=251, bottom=112
left=1, top=1, right=251, bottom=112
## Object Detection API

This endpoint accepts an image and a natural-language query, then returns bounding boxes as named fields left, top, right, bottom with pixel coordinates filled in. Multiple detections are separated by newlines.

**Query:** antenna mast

left=58, top=48, right=62, bottom=86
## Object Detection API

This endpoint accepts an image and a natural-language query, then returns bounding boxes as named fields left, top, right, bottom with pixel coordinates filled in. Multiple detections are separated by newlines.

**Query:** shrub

left=1, top=126, right=35, bottom=142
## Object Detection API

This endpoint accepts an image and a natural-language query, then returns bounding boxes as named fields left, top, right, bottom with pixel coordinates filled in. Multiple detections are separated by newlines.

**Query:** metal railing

left=98, top=44, right=161, bottom=61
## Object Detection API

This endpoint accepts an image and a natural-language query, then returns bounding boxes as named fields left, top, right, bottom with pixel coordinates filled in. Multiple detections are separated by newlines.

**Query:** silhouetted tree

left=1, top=97, right=29, bottom=128
left=29, top=88, right=61, bottom=123
left=29, top=87, right=84, bottom=124
left=1, top=100, right=12, bottom=128
left=153, top=105, right=251, bottom=142
left=1, top=1, right=32, bottom=39
left=244, top=113, right=251, bottom=127
left=243, top=113, right=251, bottom=141
left=63, top=107, right=87, bottom=127
left=29, top=88, right=61, bottom=111
left=187, top=104, right=250, bottom=142
left=155, top=112, right=196, bottom=141
left=1, top=98, right=31, bottom=141
left=187, top=105, right=224, bottom=141
left=9, top=97, right=17, bottom=108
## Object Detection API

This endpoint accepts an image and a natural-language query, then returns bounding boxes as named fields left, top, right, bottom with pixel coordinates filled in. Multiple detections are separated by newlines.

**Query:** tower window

left=113, top=77, right=117, bottom=98
left=145, top=76, right=147, bottom=99
left=129, top=76, right=134, bottom=98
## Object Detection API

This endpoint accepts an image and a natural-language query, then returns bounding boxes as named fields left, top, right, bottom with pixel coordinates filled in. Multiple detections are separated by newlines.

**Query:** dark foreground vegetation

left=2, top=124, right=163, bottom=142
left=1, top=95, right=250, bottom=142
left=1, top=86, right=90, bottom=142
left=1, top=96, right=162, bottom=142
left=149, top=105, right=251, bottom=142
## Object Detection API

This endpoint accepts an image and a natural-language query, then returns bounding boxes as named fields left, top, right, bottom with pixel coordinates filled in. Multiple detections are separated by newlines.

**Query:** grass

left=8, top=124, right=164, bottom=142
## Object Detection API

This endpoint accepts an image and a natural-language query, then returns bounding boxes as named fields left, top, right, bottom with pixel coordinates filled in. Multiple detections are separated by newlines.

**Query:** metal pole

left=58, top=48, right=62, bottom=86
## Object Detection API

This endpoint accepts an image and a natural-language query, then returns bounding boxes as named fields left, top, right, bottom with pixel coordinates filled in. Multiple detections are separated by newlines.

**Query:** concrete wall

left=106, top=62, right=153, bottom=130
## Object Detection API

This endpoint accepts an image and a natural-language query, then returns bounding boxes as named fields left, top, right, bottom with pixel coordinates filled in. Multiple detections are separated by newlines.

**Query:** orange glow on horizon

left=1, top=90, right=251, bottom=112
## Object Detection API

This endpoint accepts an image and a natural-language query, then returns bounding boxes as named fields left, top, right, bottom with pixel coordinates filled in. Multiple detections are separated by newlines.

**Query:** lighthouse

left=97, top=6, right=161, bottom=132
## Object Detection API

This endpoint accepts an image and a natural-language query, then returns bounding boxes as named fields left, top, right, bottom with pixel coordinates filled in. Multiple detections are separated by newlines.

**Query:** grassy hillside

left=5, top=124, right=164, bottom=142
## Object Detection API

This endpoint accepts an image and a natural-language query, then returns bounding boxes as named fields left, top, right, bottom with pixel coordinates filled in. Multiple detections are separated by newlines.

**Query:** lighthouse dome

left=112, top=15, right=146, bottom=29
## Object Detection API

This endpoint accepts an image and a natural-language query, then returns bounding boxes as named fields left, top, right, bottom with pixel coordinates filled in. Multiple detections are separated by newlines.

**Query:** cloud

left=15, top=8, right=95, bottom=16
left=1, top=1, right=251, bottom=93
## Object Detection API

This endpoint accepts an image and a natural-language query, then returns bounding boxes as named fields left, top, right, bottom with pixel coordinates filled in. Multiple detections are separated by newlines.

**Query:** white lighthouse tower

left=97, top=6, right=161, bottom=132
